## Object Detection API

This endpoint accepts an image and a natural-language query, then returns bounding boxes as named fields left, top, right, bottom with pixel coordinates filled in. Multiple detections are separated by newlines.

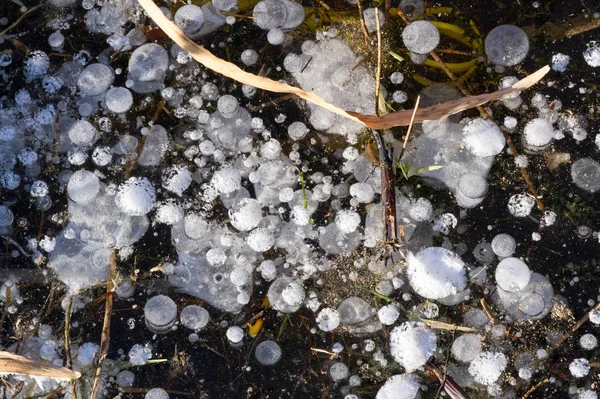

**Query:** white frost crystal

left=390, top=322, right=436, bottom=372
left=468, top=351, right=507, bottom=385
left=569, top=358, right=590, bottom=378
left=376, top=373, right=419, bottom=399
left=462, top=118, right=505, bottom=157
left=407, top=247, right=467, bottom=300
left=115, top=177, right=157, bottom=216
left=316, top=308, right=340, bottom=332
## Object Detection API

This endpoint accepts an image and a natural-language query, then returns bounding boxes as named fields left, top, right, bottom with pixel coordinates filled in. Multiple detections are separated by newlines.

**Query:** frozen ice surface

left=507, top=193, right=535, bottom=217
left=212, top=166, right=242, bottom=194
left=155, top=199, right=184, bottom=225
left=570, top=358, right=590, bottom=377
left=267, top=275, right=303, bottom=313
left=128, top=43, right=169, bottom=93
left=584, top=41, right=600, bottom=67
left=491, top=233, right=516, bottom=257
left=77, top=63, right=114, bottom=97
left=402, top=21, right=440, bottom=54
left=229, top=198, right=262, bottom=231
left=138, top=125, right=169, bottom=166
left=484, top=25, right=529, bottom=66
left=468, top=352, right=507, bottom=385
left=316, top=307, right=340, bottom=331
left=255, top=340, right=282, bottom=365
left=213, top=0, right=238, bottom=12
left=408, top=198, right=433, bottom=221
left=462, top=118, right=505, bottom=157
left=571, top=158, right=600, bottom=193
left=318, top=223, right=361, bottom=255
left=247, top=228, right=275, bottom=252
left=67, top=170, right=100, bottom=204
left=390, top=322, right=436, bottom=372
left=282, top=280, right=305, bottom=307
left=105, top=87, right=133, bottom=114
left=115, top=177, right=156, bottom=216
left=144, top=295, right=177, bottom=333
left=376, top=374, right=419, bottom=399
left=349, top=182, right=374, bottom=203
left=451, top=334, right=482, bottom=363
left=334, top=210, right=360, bottom=233
left=495, top=257, right=531, bottom=292
left=407, top=247, right=467, bottom=300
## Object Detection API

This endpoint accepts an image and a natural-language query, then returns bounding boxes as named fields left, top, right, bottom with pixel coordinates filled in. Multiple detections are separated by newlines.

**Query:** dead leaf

left=136, top=0, right=549, bottom=129
left=420, top=319, right=480, bottom=333
left=0, top=351, right=81, bottom=379
left=544, top=152, right=571, bottom=170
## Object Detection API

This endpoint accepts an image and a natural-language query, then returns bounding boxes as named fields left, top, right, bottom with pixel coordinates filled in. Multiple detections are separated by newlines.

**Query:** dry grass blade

left=136, top=0, right=549, bottom=129
left=420, top=319, right=480, bottom=333
left=90, top=251, right=117, bottom=399
left=0, top=351, right=81, bottom=379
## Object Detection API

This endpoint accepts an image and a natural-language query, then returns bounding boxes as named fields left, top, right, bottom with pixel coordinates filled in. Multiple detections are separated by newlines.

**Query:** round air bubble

left=253, top=0, right=287, bottom=30
left=226, top=326, right=244, bottom=343
left=378, top=304, right=400, bottom=325
left=402, top=20, right=440, bottom=54
left=230, top=268, right=250, bottom=287
left=1, top=172, right=20, bottom=190
left=260, top=139, right=281, bottom=159
left=217, top=95, right=239, bottom=117
left=115, top=177, right=157, bottom=216
left=349, top=182, right=374, bottom=203
left=399, top=0, right=425, bottom=20
left=280, top=0, right=305, bottom=29
left=283, top=53, right=302, bottom=73
left=456, top=173, right=488, bottom=208
left=288, top=121, right=309, bottom=140
left=116, top=370, right=135, bottom=387
left=77, top=63, right=114, bottom=96
left=282, top=281, right=305, bottom=307
left=145, top=388, right=169, bottom=399
left=68, top=120, right=97, bottom=146
left=363, top=8, right=385, bottom=34
left=376, top=374, right=419, bottom=399
left=180, top=305, right=210, bottom=331
left=240, top=49, right=258, bottom=66
left=392, top=91, right=408, bottom=103
left=491, top=233, right=516, bottom=258
left=67, top=170, right=100, bottom=204
left=247, top=228, right=274, bottom=252
left=144, top=295, right=177, bottom=334
left=162, top=165, right=192, bottom=196
left=462, top=118, right=505, bottom=157
left=105, top=87, right=133, bottom=113
left=241, top=84, right=257, bottom=98
left=390, top=322, right=436, bottom=372
left=92, top=146, right=112, bottom=166
left=174, top=5, right=205, bottom=35
left=408, top=198, right=433, bottom=221
left=580, top=334, right=597, bottom=350
left=569, top=358, right=590, bottom=378
left=584, top=41, right=600, bottom=67
left=316, top=308, right=340, bottom=331
left=485, top=25, right=529, bottom=66
left=468, top=352, right=507, bottom=385
left=335, top=210, right=360, bottom=234
left=268, top=276, right=302, bottom=313
left=523, top=118, right=553, bottom=151
left=213, top=0, right=238, bottom=12
left=255, top=340, right=282, bottom=365
left=267, top=28, right=285, bottom=45
left=128, top=43, right=169, bottom=82
left=155, top=200, right=184, bottom=225
left=30, top=180, right=49, bottom=197
left=495, top=257, right=531, bottom=292
left=473, top=242, right=494, bottom=264
left=406, top=247, right=466, bottom=300
left=337, top=297, right=374, bottom=325
left=390, top=71, right=405, bottom=84
left=571, top=158, right=600, bottom=193
left=328, top=362, right=349, bottom=381
left=0, top=206, right=14, bottom=228
left=48, top=31, right=65, bottom=49
left=212, top=167, right=241, bottom=194
left=518, top=292, right=545, bottom=316
left=309, top=107, right=336, bottom=131
left=507, top=193, right=535, bottom=217
left=451, top=333, right=482, bottom=363
left=229, top=198, right=262, bottom=231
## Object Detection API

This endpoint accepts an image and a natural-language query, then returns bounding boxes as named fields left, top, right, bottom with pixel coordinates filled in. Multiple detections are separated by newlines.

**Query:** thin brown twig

left=374, top=8, right=382, bottom=117
left=248, top=93, right=296, bottom=112
left=399, top=95, right=420, bottom=159
left=64, top=298, right=78, bottom=399
left=0, top=4, right=43, bottom=37
left=90, top=251, right=117, bottom=399
left=356, top=0, right=370, bottom=45
left=480, top=298, right=497, bottom=324
left=522, top=378, right=549, bottom=399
